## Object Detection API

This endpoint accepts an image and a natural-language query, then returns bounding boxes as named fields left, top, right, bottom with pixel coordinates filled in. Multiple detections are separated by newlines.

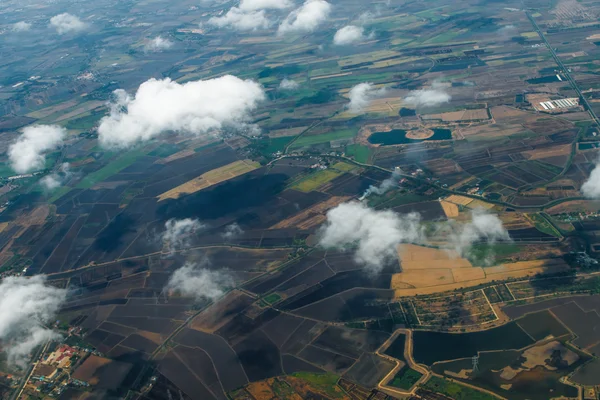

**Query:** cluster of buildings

left=24, top=343, right=105, bottom=397
left=535, top=97, right=580, bottom=112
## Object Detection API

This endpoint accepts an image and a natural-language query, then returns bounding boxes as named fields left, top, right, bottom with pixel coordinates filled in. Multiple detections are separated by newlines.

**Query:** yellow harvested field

left=338, top=50, right=400, bottom=67
left=422, top=109, right=489, bottom=122
left=393, top=269, right=454, bottom=288
left=158, top=160, right=260, bottom=201
left=393, top=244, right=568, bottom=297
left=440, top=201, right=459, bottom=218
left=467, top=199, right=495, bottom=210
left=54, top=101, right=105, bottom=122
left=310, top=72, right=352, bottom=81
left=522, top=144, right=571, bottom=160
left=270, top=196, right=352, bottom=229
left=445, top=195, right=473, bottom=206
left=25, top=100, right=78, bottom=119
left=399, top=244, right=473, bottom=269
left=0, top=222, right=9, bottom=234
left=246, top=380, right=277, bottom=400
left=452, top=267, right=486, bottom=282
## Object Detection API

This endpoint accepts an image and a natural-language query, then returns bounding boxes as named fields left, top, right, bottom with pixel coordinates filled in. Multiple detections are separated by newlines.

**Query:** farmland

left=3, top=0, right=600, bottom=397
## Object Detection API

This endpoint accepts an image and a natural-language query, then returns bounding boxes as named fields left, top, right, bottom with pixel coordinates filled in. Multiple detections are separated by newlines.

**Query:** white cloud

left=279, top=78, right=299, bottom=90
left=445, top=209, right=510, bottom=258
left=12, top=21, right=32, bottom=32
left=333, top=25, right=364, bottom=45
left=582, top=159, right=600, bottom=198
left=40, top=163, right=72, bottom=190
left=0, top=275, right=67, bottom=366
left=166, top=262, right=233, bottom=302
left=318, top=202, right=424, bottom=273
left=162, top=218, right=206, bottom=252
left=222, top=223, right=244, bottom=240
left=97, top=76, right=266, bottom=148
left=208, top=8, right=271, bottom=31
left=144, top=36, right=173, bottom=52
left=49, top=13, right=86, bottom=35
left=9, top=125, right=66, bottom=174
left=278, top=0, right=331, bottom=35
left=347, top=82, right=386, bottom=113
left=404, top=82, right=451, bottom=108
left=239, top=0, right=292, bottom=11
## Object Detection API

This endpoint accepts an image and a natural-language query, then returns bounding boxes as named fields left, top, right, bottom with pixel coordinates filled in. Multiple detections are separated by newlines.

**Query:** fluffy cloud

left=222, top=223, right=244, bottom=240
left=582, top=161, right=600, bottom=199
left=0, top=275, right=67, bottom=366
left=278, top=0, right=331, bottom=35
left=279, top=78, right=299, bottom=90
left=12, top=21, right=32, bottom=32
left=404, top=82, right=451, bottom=108
left=347, top=82, right=386, bottom=113
left=208, top=8, right=271, bottom=31
left=239, top=0, right=292, bottom=11
left=444, top=209, right=510, bottom=258
left=49, top=13, right=86, bottom=35
left=318, top=202, right=424, bottom=273
left=333, top=25, right=364, bottom=45
left=9, top=125, right=66, bottom=174
left=97, top=76, right=265, bottom=148
left=162, top=218, right=206, bottom=252
left=40, top=163, right=72, bottom=190
left=144, top=36, right=173, bottom=52
left=166, top=262, right=233, bottom=302
left=319, top=202, right=510, bottom=273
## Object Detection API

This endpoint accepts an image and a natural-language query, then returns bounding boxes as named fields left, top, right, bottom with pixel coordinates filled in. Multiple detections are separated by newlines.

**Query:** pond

left=368, top=128, right=452, bottom=145
left=526, top=75, right=561, bottom=84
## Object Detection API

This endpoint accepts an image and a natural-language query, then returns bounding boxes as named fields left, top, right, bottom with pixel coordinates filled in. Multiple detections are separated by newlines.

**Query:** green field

left=76, top=149, right=148, bottom=189
left=423, top=376, right=497, bottom=400
left=259, top=136, right=295, bottom=156
left=345, top=144, right=371, bottom=164
left=263, top=293, right=282, bottom=304
left=390, top=367, right=423, bottom=390
left=149, top=143, right=182, bottom=157
left=291, top=128, right=358, bottom=149
left=528, top=213, right=562, bottom=238
left=468, top=243, right=521, bottom=267
left=0, top=164, right=15, bottom=179
left=65, top=112, right=104, bottom=130
left=48, top=186, right=73, bottom=203
left=291, top=168, right=344, bottom=193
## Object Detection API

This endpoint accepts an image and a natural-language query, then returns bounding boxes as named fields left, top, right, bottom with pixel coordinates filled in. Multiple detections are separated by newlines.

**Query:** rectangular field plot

left=515, top=310, right=571, bottom=341
left=495, top=284, right=515, bottom=302
left=483, top=286, right=502, bottom=304
left=506, top=275, right=584, bottom=300
left=413, top=322, right=534, bottom=365
left=411, top=290, right=497, bottom=327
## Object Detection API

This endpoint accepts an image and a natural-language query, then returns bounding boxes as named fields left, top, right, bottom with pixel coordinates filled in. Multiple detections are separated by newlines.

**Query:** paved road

left=269, top=153, right=586, bottom=213
left=527, top=12, right=600, bottom=126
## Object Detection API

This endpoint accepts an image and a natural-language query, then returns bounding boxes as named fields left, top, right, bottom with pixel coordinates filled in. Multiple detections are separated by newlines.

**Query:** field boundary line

left=504, top=283, right=517, bottom=300
left=481, top=289, right=499, bottom=322
left=173, top=348, right=225, bottom=399
left=515, top=321, right=536, bottom=342
left=410, top=301, right=422, bottom=326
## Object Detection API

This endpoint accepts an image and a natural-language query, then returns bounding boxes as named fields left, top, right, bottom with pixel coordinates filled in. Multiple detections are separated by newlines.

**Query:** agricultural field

left=4, top=0, right=600, bottom=397
left=158, top=159, right=261, bottom=201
